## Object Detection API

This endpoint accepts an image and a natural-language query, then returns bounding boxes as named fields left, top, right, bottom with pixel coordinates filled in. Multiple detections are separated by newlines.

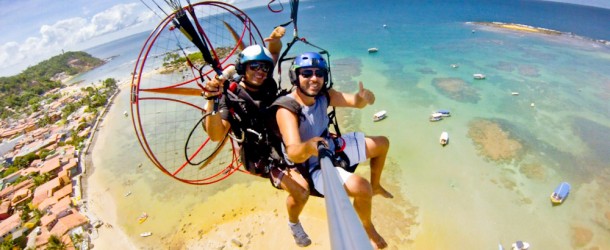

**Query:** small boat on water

left=550, top=182, right=571, bottom=205
left=511, top=241, right=530, bottom=250
left=138, top=212, right=149, bottom=224
left=440, top=132, right=449, bottom=146
left=473, top=73, right=486, bottom=79
left=123, top=111, right=128, bottom=117
left=436, top=109, right=451, bottom=117
left=373, top=110, right=387, bottom=122
left=124, top=191, right=132, bottom=197
left=368, top=48, right=379, bottom=53
left=140, top=232, right=152, bottom=237
left=450, top=64, right=459, bottom=68
left=511, top=92, right=519, bottom=96
left=429, top=112, right=443, bottom=122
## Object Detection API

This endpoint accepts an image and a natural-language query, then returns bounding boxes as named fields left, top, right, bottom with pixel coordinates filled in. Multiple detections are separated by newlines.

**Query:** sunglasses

left=299, top=69, right=326, bottom=78
left=248, top=62, right=271, bottom=73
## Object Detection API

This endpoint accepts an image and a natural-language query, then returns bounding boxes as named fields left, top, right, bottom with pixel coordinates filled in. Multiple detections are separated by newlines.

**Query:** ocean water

left=86, top=0, right=610, bottom=249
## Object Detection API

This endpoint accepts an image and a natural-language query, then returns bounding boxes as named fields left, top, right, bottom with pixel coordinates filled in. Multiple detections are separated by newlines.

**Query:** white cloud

left=0, top=3, right=154, bottom=76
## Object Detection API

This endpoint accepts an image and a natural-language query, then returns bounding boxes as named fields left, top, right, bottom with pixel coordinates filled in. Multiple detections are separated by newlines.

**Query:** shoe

left=289, top=222, right=312, bottom=247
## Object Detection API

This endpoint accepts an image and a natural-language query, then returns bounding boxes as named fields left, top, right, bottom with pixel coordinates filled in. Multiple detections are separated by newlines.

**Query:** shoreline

left=81, top=80, right=138, bottom=249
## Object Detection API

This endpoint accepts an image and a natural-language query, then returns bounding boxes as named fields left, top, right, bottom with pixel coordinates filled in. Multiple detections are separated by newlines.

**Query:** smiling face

left=297, top=67, right=326, bottom=97
left=243, top=61, right=270, bottom=88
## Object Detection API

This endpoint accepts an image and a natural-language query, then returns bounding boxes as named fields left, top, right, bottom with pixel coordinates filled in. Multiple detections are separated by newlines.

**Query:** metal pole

left=318, top=145, right=372, bottom=250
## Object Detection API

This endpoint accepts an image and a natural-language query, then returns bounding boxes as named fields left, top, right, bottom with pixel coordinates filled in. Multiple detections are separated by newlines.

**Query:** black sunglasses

left=248, top=62, right=271, bottom=73
left=299, top=69, right=326, bottom=78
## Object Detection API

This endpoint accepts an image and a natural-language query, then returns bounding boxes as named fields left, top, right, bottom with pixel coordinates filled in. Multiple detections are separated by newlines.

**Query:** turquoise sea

left=85, top=0, right=610, bottom=249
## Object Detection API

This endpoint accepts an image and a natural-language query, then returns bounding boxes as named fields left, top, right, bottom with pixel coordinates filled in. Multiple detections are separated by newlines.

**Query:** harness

left=224, top=81, right=286, bottom=178
left=270, top=92, right=355, bottom=197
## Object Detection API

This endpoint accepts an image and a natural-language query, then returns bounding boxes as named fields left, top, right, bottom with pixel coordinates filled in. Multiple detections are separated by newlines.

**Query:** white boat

left=440, top=132, right=449, bottom=146
left=473, top=73, right=486, bottom=79
left=429, top=112, right=443, bottom=122
left=436, top=109, right=451, bottom=117
left=368, top=48, right=379, bottom=53
left=140, top=232, right=152, bottom=237
left=511, top=241, right=530, bottom=250
left=373, top=110, right=387, bottom=122
left=511, top=92, right=519, bottom=96
left=450, top=64, right=459, bottom=68
left=123, top=111, right=128, bottom=117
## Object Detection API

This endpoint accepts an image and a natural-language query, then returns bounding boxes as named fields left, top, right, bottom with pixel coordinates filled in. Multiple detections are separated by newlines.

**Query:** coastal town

left=0, top=71, right=118, bottom=249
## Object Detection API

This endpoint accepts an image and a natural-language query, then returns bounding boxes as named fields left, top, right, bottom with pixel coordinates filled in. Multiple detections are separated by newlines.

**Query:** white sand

left=84, top=80, right=138, bottom=250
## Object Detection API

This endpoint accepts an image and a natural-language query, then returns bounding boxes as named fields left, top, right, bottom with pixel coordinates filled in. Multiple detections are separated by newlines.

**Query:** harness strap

left=271, top=95, right=354, bottom=197
left=225, top=82, right=285, bottom=177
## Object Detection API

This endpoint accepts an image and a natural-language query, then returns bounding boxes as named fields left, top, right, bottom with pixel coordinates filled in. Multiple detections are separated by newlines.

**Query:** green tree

left=32, top=172, right=52, bottom=186
left=70, top=233, right=84, bottom=249
left=45, top=235, right=68, bottom=250
left=37, top=113, right=51, bottom=127
left=0, top=234, right=16, bottom=250
left=102, top=78, right=117, bottom=90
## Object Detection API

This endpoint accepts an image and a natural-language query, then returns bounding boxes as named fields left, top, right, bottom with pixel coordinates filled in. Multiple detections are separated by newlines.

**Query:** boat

left=450, top=64, right=459, bottom=68
left=439, top=132, right=449, bottom=146
left=140, top=232, right=152, bottom=237
left=124, top=191, right=132, bottom=197
left=429, top=112, right=443, bottom=122
left=473, top=73, right=486, bottom=79
left=123, top=111, right=128, bottom=117
left=550, top=182, right=571, bottom=205
left=436, top=109, right=451, bottom=117
left=511, top=241, right=530, bottom=250
left=368, top=48, right=379, bottom=53
left=511, top=92, right=519, bottom=96
left=373, top=110, right=387, bottom=122
left=138, top=212, right=149, bottom=224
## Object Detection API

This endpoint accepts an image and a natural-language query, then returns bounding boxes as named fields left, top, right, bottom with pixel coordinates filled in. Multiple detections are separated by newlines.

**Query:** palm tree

left=70, top=233, right=84, bottom=248
left=45, top=235, right=67, bottom=250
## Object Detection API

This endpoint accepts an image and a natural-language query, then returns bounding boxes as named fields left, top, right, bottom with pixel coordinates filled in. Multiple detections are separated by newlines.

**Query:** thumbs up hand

left=356, top=81, right=375, bottom=105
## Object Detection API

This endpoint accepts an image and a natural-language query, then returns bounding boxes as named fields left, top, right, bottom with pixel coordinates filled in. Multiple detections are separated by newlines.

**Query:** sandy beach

left=82, top=80, right=138, bottom=250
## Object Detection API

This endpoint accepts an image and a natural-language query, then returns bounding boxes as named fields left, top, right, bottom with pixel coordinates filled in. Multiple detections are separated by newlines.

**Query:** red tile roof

left=32, top=177, right=61, bottom=207
left=49, top=209, right=88, bottom=237
left=0, top=211, right=21, bottom=238
left=39, top=155, right=61, bottom=175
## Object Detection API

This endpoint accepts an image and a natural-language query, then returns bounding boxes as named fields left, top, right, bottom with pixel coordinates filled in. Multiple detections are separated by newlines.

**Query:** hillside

left=0, top=51, right=104, bottom=119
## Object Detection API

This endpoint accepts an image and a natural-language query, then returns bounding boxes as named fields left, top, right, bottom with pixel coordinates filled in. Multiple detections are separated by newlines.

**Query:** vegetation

left=0, top=51, right=104, bottom=119
left=0, top=234, right=17, bottom=249
left=46, top=235, right=68, bottom=250
left=3, top=77, right=117, bottom=179
left=160, top=46, right=234, bottom=74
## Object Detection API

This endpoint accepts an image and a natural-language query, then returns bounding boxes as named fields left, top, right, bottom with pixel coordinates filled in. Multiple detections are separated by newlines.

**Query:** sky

left=0, top=0, right=608, bottom=77
left=0, top=0, right=270, bottom=77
